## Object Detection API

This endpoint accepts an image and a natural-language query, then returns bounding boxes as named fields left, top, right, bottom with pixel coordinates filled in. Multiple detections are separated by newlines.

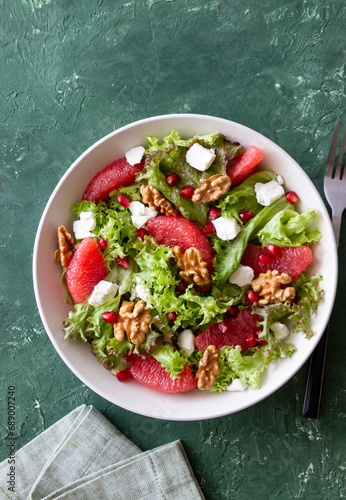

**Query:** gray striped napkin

left=0, top=405, right=204, bottom=500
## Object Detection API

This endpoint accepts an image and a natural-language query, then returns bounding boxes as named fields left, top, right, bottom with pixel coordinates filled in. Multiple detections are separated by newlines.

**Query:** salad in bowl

left=33, top=114, right=337, bottom=420
left=55, top=130, right=324, bottom=395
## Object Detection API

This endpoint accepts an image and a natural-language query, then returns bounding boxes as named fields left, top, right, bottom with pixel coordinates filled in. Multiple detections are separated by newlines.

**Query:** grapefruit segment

left=82, top=157, right=144, bottom=203
left=147, top=215, right=214, bottom=276
left=241, top=244, right=312, bottom=281
left=226, top=146, right=263, bottom=186
left=127, top=354, right=197, bottom=393
left=65, top=237, right=108, bottom=303
left=195, top=307, right=262, bottom=351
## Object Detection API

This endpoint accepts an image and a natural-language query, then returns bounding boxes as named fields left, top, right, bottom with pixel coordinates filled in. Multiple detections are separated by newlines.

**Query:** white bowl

left=33, top=114, right=338, bottom=420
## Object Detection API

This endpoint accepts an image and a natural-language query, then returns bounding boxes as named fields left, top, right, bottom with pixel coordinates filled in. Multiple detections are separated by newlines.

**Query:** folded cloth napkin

left=0, top=404, right=204, bottom=500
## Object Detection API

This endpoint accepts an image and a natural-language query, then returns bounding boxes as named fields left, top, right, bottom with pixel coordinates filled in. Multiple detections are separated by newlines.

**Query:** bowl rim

left=33, top=113, right=338, bottom=420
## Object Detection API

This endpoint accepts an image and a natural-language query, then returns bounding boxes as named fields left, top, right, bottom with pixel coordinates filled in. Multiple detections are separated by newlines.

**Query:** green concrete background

left=1, top=0, right=345, bottom=498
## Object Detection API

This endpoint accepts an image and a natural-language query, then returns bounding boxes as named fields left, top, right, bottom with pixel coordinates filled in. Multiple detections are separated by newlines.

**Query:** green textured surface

left=1, top=1, right=345, bottom=498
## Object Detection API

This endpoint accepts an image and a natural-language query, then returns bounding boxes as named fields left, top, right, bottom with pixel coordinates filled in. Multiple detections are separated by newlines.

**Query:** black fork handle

left=302, top=325, right=329, bottom=418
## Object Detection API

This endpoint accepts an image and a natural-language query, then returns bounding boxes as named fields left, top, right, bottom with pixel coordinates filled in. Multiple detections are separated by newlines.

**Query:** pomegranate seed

left=202, top=222, right=216, bottom=235
left=101, top=311, right=118, bottom=324
left=285, top=191, right=300, bottom=205
left=117, top=195, right=131, bottom=208
left=258, top=254, right=272, bottom=266
left=97, top=236, right=108, bottom=250
left=136, top=227, right=149, bottom=240
left=179, top=185, right=195, bottom=199
left=246, top=332, right=258, bottom=347
left=116, top=369, right=132, bottom=382
left=246, top=290, right=259, bottom=304
left=267, top=244, right=280, bottom=257
left=116, top=256, right=130, bottom=269
left=208, top=206, right=221, bottom=221
left=176, top=281, right=188, bottom=294
left=220, top=321, right=229, bottom=333
left=239, top=210, right=254, bottom=224
left=167, top=311, right=178, bottom=322
left=225, top=306, right=238, bottom=317
left=166, top=173, right=180, bottom=187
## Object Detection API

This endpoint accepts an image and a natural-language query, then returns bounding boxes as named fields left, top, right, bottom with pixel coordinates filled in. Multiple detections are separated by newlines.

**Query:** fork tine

left=334, top=126, right=346, bottom=180
left=325, top=116, right=340, bottom=178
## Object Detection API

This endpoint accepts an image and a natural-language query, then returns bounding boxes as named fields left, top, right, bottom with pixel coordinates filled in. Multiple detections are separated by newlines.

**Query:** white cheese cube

left=270, top=322, right=289, bottom=340
left=276, top=174, right=285, bottom=185
left=128, top=201, right=157, bottom=229
left=213, top=216, right=241, bottom=241
left=186, top=143, right=216, bottom=172
left=255, top=180, right=285, bottom=206
left=125, top=146, right=145, bottom=166
left=177, top=329, right=195, bottom=354
left=130, top=278, right=150, bottom=303
left=88, top=280, right=119, bottom=307
left=226, top=379, right=248, bottom=392
left=229, top=265, right=254, bottom=287
left=73, top=211, right=96, bottom=239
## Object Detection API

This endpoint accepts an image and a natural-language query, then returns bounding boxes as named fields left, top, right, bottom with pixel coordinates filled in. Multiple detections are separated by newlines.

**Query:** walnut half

left=192, top=174, right=231, bottom=204
left=54, top=225, right=74, bottom=267
left=140, top=184, right=178, bottom=216
left=114, top=300, right=152, bottom=345
left=195, top=345, right=221, bottom=390
left=173, top=246, right=210, bottom=287
left=251, top=270, right=296, bottom=305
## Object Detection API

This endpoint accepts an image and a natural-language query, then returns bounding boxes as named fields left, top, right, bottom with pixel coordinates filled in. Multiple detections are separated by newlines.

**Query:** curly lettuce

left=209, top=346, right=267, bottom=393
left=133, top=237, right=244, bottom=330
left=257, top=209, right=322, bottom=247
left=72, top=199, right=138, bottom=269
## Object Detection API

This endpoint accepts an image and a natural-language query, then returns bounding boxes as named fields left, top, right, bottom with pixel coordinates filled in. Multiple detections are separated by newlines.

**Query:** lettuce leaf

left=289, top=273, right=324, bottom=338
left=209, top=345, right=267, bottom=393
left=251, top=303, right=297, bottom=361
left=109, top=182, right=143, bottom=202
left=133, top=238, right=244, bottom=330
left=219, top=170, right=278, bottom=222
left=253, top=273, right=324, bottom=341
left=151, top=343, right=187, bottom=379
left=257, top=209, right=322, bottom=247
left=213, top=197, right=291, bottom=283
left=72, top=199, right=138, bottom=269
left=139, top=131, right=243, bottom=227
left=64, top=302, right=93, bottom=341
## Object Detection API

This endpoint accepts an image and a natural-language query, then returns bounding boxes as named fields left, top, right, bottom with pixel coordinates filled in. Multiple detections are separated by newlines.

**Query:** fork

left=303, top=117, right=346, bottom=418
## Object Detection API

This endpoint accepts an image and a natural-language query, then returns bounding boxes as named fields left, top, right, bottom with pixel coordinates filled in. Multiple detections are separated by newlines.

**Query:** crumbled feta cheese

left=88, top=280, right=119, bottom=307
left=125, top=146, right=145, bottom=166
left=73, top=211, right=96, bottom=239
left=229, top=265, right=254, bottom=287
left=128, top=201, right=157, bottom=229
left=213, top=216, right=241, bottom=241
left=270, top=322, right=289, bottom=340
left=276, top=174, right=285, bottom=185
left=185, top=143, right=216, bottom=171
left=130, top=277, right=150, bottom=302
left=254, top=180, right=285, bottom=206
left=226, top=379, right=248, bottom=392
left=177, top=329, right=195, bottom=354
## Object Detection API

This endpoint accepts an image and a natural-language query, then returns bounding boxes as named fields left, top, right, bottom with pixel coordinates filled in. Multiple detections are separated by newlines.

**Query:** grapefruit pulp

left=82, top=157, right=144, bottom=203
left=65, top=237, right=108, bottom=303
left=195, top=307, right=262, bottom=351
left=241, top=244, right=312, bottom=281
left=227, top=146, right=263, bottom=186
left=127, top=354, right=197, bottom=393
